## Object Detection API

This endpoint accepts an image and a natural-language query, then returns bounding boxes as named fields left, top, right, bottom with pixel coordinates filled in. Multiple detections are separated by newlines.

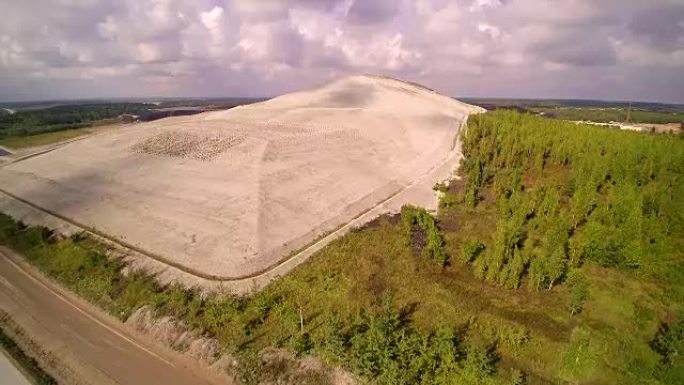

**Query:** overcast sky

left=1, top=0, right=683, bottom=103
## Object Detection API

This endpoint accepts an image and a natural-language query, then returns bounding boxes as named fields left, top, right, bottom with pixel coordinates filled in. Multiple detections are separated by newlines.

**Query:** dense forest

left=456, top=111, right=683, bottom=289
left=1, top=111, right=683, bottom=384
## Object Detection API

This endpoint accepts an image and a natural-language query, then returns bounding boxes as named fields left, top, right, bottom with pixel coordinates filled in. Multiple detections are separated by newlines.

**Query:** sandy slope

left=0, top=75, right=483, bottom=279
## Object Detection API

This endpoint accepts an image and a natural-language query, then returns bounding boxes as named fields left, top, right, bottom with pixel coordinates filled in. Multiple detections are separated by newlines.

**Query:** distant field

left=0, top=127, right=93, bottom=149
left=531, top=107, right=684, bottom=124
left=463, top=98, right=684, bottom=125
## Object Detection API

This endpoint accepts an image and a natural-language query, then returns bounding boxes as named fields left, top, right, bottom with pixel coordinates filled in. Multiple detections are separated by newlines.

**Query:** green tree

left=546, top=246, right=567, bottom=290
left=566, top=270, right=590, bottom=315
left=570, top=182, right=596, bottom=229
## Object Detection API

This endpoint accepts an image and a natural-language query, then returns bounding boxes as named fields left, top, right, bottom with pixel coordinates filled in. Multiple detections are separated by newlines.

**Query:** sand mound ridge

left=0, top=75, right=484, bottom=284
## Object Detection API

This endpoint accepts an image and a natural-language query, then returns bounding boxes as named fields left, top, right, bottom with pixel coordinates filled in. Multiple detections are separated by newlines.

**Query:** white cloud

left=424, top=4, right=462, bottom=35
left=332, top=32, right=420, bottom=69
left=0, top=35, right=26, bottom=68
left=238, top=23, right=272, bottom=61
left=477, top=22, right=501, bottom=39
left=469, top=0, right=503, bottom=13
left=200, top=5, right=226, bottom=57
left=200, top=6, right=224, bottom=31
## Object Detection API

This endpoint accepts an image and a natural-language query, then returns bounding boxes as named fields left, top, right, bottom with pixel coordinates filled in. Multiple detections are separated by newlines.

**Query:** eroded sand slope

left=0, top=75, right=483, bottom=278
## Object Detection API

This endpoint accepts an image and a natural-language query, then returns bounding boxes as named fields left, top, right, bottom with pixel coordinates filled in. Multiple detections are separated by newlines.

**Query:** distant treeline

left=531, top=107, right=684, bottom=124
left=462, top=98, right=684, bottom=112
left=0, top=98, right=264, bottom=139
left=0, top=103, right=151, bottom=138
left=463, top=98, right=684, bottom=124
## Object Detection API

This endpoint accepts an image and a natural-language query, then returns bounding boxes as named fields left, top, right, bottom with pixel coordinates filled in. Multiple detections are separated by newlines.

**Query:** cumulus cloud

left=0, top=0, right=682, bottom=103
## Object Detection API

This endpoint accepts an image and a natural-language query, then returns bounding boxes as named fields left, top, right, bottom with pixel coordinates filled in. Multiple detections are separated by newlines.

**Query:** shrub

left=510, top=368, right=525, bottom=385
left=346, top=302, right=464, bottom=385
left=439, top=191, right=460, bottom=209
left=462, top=339, right=498, bottom=377
left=566, top=270, right=590, bottom=316
left=460, top=239, right=485, bottom=264
left=651, top=317, right=684, bottom=366
left=400, top=205, right=448, bottom=266
left=292, top=332, right=313, bottom=357
left=236, top=349, right=263, bottom=385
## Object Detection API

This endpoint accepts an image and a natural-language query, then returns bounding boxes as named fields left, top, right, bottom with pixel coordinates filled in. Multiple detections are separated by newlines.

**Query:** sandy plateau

left=0, top=75, right=483, bottom=289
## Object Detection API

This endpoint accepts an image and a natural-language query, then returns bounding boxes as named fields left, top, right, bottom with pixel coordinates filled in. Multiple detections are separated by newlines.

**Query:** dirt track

left=0, top=75, right=483, bottom=287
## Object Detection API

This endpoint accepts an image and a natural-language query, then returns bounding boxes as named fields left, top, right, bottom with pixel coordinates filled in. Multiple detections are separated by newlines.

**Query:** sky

left=1, top=0, right=683, bottom=103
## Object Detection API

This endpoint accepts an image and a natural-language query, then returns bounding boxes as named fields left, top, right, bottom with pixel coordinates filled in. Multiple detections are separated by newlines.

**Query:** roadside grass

left=0, top=328, right=57, bottom=385
left=0, top=127, right=93, bottom=150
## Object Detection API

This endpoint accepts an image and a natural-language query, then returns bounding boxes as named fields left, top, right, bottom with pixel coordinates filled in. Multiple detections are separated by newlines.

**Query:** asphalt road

left=0, top=249, right=225, bottom=385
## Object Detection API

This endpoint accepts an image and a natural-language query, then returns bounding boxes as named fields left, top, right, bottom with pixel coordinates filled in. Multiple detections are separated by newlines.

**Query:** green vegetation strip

left=0, top=100, right=262, bottom=146
left=0, top=111, right=682, bottom=384
left=0, top=103, right=149, bottom=140
left=0, top=328, right=56, bottom=385
left=0, top=128, right=92, bottom=150
left=531, top=107, right=684, bottom=124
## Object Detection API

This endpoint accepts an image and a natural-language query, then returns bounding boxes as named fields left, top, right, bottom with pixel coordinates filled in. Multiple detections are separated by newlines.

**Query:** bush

left=236, top=349, right=263, bottom=385
left=651, top=317, right=684, bottom=366
left=462, top=339, right=498, bottom=377
left=510, top=368, right=525, bottom=385
left=460, top=239, right=485, bottom=264
left=566, top=270, right=590, bottom=315
left=400, top=205, right=448, bottom=266
left=439, top=191, right=460, bottom=209
left=292, top=332, right=313, bottom=357
left=347, top=306, right=464, bottom=385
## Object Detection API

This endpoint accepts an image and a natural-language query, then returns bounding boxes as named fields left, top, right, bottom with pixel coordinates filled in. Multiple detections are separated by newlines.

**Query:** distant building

left=119, top=114, right=140, bottom=123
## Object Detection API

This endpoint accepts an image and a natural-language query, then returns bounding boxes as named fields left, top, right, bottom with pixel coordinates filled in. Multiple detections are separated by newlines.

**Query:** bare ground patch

left=132, top=131, right=245, bottom=161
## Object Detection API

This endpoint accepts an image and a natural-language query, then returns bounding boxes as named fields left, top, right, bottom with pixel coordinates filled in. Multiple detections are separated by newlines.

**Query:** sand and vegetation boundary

left=0, top=111, right=682, bottom=384
left=0, top=113, right=469, bottom=293
left=0, top=76, right=483, bottom=279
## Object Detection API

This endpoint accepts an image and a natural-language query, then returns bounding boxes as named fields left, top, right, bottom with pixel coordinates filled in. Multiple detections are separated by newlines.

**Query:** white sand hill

left=0, top=75, right=484, bottom=279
